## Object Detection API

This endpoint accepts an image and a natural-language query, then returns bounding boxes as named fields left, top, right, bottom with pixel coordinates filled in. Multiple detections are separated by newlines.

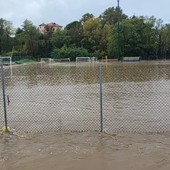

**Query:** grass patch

left=15, top=59, right=35, bottom=64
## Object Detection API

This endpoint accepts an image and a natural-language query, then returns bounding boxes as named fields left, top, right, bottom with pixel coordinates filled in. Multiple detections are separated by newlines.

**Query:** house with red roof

left=39, top=22, right=63, bottom=34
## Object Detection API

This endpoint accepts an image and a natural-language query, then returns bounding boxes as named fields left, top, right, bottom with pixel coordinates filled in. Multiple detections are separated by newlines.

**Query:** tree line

left=0, top=6, right=170, bottom=61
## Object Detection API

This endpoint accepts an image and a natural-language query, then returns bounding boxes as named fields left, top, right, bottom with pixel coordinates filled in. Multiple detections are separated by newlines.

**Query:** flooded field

left=1, top=61, right=170, bottom=133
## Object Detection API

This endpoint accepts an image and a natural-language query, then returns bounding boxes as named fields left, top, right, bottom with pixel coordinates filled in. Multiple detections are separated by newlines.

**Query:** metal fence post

left=0, top=60, right=8, bottom=132
left=100, top=64, right=103, bottom=132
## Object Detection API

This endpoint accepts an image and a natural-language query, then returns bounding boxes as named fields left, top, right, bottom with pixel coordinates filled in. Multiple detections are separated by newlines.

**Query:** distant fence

left=1, top=61, right=170, bottom=133
left=0, top=56, right=29, bottom=63
left=12, top=56, right=29, bottom=62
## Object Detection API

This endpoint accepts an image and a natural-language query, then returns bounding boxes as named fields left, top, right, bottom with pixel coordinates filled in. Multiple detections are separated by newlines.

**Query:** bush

left=15, top=59, right=35, bottom=64
left=5, top=50, right=27, bottom=57
left=51, top=47, right=90, bottom=61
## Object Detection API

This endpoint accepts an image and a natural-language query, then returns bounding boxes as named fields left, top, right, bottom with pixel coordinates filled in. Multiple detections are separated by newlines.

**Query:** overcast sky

left=0, top=0, right=170, bottom=28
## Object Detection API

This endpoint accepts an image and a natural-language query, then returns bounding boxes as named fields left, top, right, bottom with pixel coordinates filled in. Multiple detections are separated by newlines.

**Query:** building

left=39, top=22, right=63, bottom=34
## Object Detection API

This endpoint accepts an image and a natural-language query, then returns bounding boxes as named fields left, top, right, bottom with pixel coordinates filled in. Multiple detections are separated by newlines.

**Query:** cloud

left=0, top=0, right=169, bottom=28
left=0, top=0, right=46, bottom=27
left=0, top=0, right=118, bottom=28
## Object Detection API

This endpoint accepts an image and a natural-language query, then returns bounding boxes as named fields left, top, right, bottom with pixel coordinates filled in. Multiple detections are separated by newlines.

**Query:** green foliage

left=159, top=24, right=170, bottom=59
left=1, top=6, right=170, bottom=60
left=92, top=50, right=104, bottom=59
left=107, top=16, right=161, bottom=60
left=15, top=19, right=40, bottom=58
left=82, top=18, right=102, bottom=53
left=0, top=18, right=14, bottom=54
left=122, top=17, right=159, bottom=59
left=99, top=7, right=127, bottom=27
left=107, top=25, right=117, bottom=59
left=50, top=29, right=70, bottom=50
left=65, top=21, right=83, bottom=47
left=51, top=47, right=90, bottom=61
left=5, top=50, right=27, bottom=57
left=15, top=59, right=35, bottom=64
left=80, top=13, right=94, bottom=24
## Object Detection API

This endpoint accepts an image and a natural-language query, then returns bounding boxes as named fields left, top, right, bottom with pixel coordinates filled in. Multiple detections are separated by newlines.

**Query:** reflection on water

left=4, top=61, right=170, bottom=87
left=1, top=61, right=170, bottom=133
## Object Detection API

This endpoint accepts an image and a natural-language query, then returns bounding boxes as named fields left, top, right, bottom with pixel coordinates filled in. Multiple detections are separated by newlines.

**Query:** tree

left=99, top=7, right=127, bottom=27
left=82, top=18, right=102, bottom=53
left=65, top=21, right=83, bottom=47
left=21, top=19, right=40, bottom=57
left=108, top=16, right=160, bottom=59
left=14, top=28, right=26, bottom=56
left=80, top=13, right=94, bottom=24
left=160, top=24, right=170, bottom=59
left=0, top=18, right=14, bottom=54
left=39, top=27, right=53, bottom=57
left=51, top=46, right=89, bottom=61
left=51, top=29, right=70, bottom=48
left=107, top=25, right=117, bottom=58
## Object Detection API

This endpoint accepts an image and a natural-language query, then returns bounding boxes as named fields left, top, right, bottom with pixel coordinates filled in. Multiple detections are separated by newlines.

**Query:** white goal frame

left=40, top=58, right=53, bottom=63
left=91, top=57, right=98, bottom=62
left=76, top=57, right=91, bottom=63
left=0, top=57, right=12, bottom=66
left=51, top=58, right=70, bottom=63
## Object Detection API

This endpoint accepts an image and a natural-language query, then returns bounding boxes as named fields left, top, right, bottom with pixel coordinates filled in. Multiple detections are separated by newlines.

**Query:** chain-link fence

left=1, top=61, right=170, bottom=133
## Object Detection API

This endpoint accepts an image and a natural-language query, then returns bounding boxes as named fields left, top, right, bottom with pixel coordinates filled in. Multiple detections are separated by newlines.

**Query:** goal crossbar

left=40, top=58, right=52, bottom=63
left=76, top=57, right=91, bottom=63
left=51, top=58, right=70, bottom=63
left=0, top=57, right=12, bottom=66
left=41, top=58, right=71, bottom=63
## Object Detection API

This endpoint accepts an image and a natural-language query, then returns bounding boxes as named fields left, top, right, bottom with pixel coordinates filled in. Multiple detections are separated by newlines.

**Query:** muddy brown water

left=0, top=61, right=170, bottom=133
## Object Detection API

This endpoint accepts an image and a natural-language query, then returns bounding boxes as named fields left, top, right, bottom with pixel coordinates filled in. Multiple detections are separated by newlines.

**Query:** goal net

left=41, top=58, right=71, bottom=64
left=91, top=57, right=98, bottom=62
left=0, top=57, right=12, bottom=66
left=50, top=58, right=70, bottom=63
left=76, top=57, right=91, bottom=63
left=40, top=58, right=53, bottom=63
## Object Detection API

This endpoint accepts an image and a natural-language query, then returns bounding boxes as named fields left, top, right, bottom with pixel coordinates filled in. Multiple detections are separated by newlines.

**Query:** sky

left=0, top=0, right=170, bottom=28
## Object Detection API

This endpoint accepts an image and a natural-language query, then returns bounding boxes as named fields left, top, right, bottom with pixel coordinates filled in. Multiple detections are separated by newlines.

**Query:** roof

left=39, top=22, right=62, bottom=28
left=47, top=22, right=62, bottom=28
left=39, top=23, right=46, bottom=26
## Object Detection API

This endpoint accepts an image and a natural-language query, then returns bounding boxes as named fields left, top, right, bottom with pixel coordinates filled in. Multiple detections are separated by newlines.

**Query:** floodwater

left=1, top=61, right=170, bottom=133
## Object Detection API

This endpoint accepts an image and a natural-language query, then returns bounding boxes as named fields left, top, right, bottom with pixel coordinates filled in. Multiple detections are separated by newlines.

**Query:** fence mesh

left=103, top=62, right=170, bottom=133
left=0, top=61, right=170, bottom=133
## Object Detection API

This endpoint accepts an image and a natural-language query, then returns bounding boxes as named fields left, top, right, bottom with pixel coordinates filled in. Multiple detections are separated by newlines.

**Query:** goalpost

left=91, top=57, right=98, bottom=62
left=0, top=57, right=12, bottom=66
left=41, top=58, right=71, bottom=63
left=50, top=58, right=70, bottom=63
left=102, top=56, right=108, bottom=64
left=40, top=58, right=53, bottom=63
left=76, top=57, right=91, bottom=63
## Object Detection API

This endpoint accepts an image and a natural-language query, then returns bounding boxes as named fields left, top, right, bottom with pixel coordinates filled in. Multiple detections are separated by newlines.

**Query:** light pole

left=117, top=0, right=121, bottom=60
left=118, top=0, right=120, bottom=11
